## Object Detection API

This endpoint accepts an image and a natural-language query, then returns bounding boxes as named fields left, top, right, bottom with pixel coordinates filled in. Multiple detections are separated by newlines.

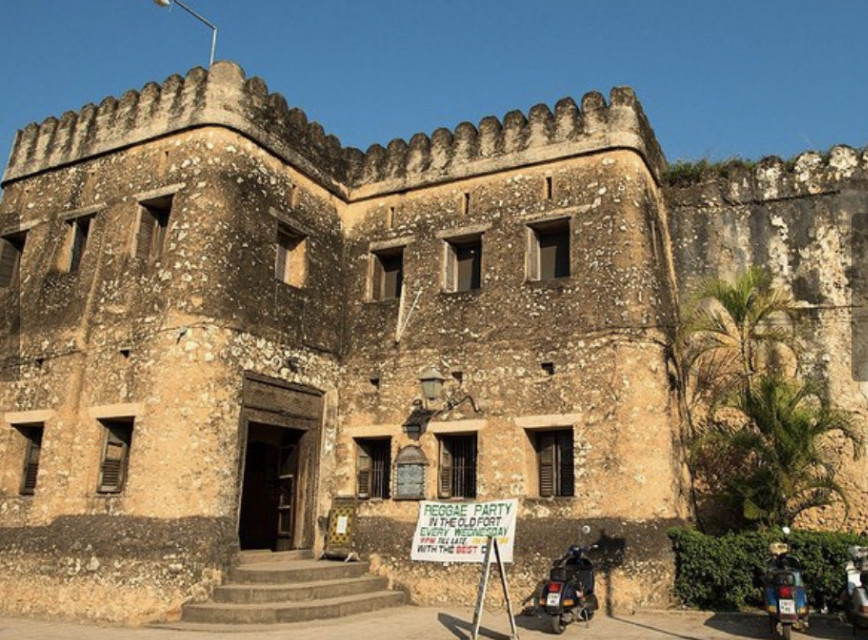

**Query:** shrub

left=669, top=527, right=866, bottom=611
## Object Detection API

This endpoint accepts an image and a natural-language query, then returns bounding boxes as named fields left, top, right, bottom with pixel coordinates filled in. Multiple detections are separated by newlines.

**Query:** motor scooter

left=843, top=545, right=868, bottom=632
left=537, top=525, right=599, bottom=634
left=762, top=528, right=809, bottom=640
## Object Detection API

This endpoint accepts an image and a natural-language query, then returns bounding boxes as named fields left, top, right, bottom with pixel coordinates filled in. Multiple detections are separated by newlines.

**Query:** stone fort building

left=0, top=61, right=864, bottom=623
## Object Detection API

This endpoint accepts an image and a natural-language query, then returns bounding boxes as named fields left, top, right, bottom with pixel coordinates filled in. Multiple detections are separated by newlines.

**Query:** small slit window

left=135, top=195, right=172, bottom=262
left=275, top=224, right=307, bottom=287
left=444, top=235, right=482, bottom=292
left=0, top=231, right=26, bottom=288
left=371, top=246, right=404, bottom=301
left=527, top=218, right=570, bottom=281
left=97, top=418, right=134, bottom=494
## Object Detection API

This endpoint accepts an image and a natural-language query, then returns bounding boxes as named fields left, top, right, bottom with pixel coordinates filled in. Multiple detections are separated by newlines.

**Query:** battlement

left=343, top=85, right=667, bottom=197
left=2, top=61, right=667, bottom=196
left=2, top=61, right=349, bottom=194
left=664, top=145, right=868, bottom=204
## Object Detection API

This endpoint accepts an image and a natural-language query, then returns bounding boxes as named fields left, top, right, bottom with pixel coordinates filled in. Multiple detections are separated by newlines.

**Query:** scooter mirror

left=582, top=525, right=591, bottom=535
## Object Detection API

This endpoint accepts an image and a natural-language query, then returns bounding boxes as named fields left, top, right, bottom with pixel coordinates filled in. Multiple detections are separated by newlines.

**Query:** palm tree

left=695, top=374, right=862, bottom=528
left=679, top=266, right=800, bottom=406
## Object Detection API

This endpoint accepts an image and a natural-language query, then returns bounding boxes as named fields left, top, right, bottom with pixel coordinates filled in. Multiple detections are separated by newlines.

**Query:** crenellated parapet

left=2, top=61, right=667, bottom=197
left=2, top=61, right=350, bottom=194
left=343, top=86, right=667, bottom=197
left=664, top=145, right=868, bottom=205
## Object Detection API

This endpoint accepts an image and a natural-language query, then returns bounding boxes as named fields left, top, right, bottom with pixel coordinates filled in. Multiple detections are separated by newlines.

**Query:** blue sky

left=1, top=1, right=866, bottom=178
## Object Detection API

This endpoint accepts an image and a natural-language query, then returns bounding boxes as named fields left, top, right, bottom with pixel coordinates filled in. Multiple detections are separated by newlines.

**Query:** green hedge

left=668, top=527, right=867, bottom=610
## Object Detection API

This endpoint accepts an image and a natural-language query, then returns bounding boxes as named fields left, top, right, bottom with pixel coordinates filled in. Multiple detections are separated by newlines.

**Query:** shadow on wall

left=595, top=529, right=627, bottom=616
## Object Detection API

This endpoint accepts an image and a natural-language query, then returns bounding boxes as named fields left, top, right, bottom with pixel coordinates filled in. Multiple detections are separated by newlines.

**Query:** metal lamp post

left=152, top=0, right=218, bottom=67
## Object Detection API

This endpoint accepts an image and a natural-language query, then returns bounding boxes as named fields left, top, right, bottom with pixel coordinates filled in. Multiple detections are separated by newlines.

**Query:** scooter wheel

left=781, top=623, right=791, bottom=640
left=549, top=615, right=565, bottom=635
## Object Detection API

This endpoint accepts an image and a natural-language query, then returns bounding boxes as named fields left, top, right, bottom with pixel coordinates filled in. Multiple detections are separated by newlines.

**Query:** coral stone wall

left=0, top=59, right=690, bottom=622
left=335, top=149, right=688, bottom=608
left=665, top=148, right=868, bottom=530
left=0, top=127, right=344, bottom=622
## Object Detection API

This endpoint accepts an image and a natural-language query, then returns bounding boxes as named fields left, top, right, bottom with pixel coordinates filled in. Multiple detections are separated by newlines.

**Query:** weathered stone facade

left=0, top=60, right=862, bottom=624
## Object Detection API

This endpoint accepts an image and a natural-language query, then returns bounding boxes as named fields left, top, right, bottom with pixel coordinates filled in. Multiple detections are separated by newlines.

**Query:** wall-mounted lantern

left=404, top=365, right=483, bottom=435
left=419, top=365, right=446, bottom=406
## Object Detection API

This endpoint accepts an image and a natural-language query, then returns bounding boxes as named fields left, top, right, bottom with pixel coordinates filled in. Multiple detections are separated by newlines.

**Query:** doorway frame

left=235, top=372, right=324, bottom=551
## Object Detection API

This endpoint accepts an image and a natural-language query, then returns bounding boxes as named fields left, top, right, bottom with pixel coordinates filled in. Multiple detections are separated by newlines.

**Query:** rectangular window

left=17, top=424, right=43, bottom=495
left=371, top=247, right=404, bottom=301
left=275, top=225, right=307, bottom=287
left=357, top=438, right=391, bottom=499
left=65, top=215, right=93, bottom=273
left=527, top=218, right=570, bottom=281
left=135, top=196, right=171, bottom=262
left=438, top=434, right=477, bottom=499
left=0, top=231, right=26, bottom=288
left=444, top=235, right=482, bottom=292
left=97, top=418, right=134, bottom=494
left=535, top=429, right=574, bottom=497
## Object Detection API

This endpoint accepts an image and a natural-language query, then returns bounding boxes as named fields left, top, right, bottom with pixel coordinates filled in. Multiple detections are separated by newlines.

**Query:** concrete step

left=238, top=548, right=314, bottom=565
left=212, top=575, right=389, bottom=604
left=181, top=590, right=405, bottom=624
left=230, top=558, right=370, bottom=584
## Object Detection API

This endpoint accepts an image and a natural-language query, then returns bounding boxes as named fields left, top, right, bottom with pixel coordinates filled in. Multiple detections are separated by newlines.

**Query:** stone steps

left=173, top=550, right=404, bottom=627
left=212, top=575, right=390, bottom=604
left=182, top=590, right=405, bottom=625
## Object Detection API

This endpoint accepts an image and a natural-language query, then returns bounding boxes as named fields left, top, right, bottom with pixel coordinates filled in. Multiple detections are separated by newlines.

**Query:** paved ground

left=0, top=608, right=860, bottom=640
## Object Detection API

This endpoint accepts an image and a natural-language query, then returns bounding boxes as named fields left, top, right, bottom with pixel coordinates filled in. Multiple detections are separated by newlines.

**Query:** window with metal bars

left=356, top=438, right=391, bottom=499
left=97, top=418, right=133, bottom=494
left=527, top=218, right=570, bottom=281
left=438, top=434, right=477, bottom=499
left=444, top=235, right=482, bottom=292
left=370, top=247, right=404, bottom=301
left=135, top=196, right=171, bottom=263
left=535, top=429, right=574, bottom=497
left=17, top=424, right=43, bottom=495
left=0, top=231, right=26, bottom=288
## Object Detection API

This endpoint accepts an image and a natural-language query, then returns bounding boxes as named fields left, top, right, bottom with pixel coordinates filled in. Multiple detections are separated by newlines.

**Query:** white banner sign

left=410, top=499, right=518, bottom=563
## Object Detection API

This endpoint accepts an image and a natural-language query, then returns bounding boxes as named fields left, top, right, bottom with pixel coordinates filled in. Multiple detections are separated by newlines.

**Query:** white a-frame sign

left=471, top=536, right=518, bottom=640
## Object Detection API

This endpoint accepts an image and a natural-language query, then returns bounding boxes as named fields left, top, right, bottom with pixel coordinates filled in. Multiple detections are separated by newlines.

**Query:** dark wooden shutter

left=68, top=218, right=90, bottom=273
left=558, top=431, right=575, bottom=497
left=0, top=235, right=23, bottom=287
left=538, top=224, right=569, bottom=279
left=135, top=210, right=155, bottom=261
left=538, top=433, right=555, bottom=497
left=456, top=242, right=481, bottom=291
left=372, top=254, right=385, bottom=301
left=275, top=237, right=288, bottom=283
left=444, top=243, right=456, bottom=291
left=381, top=251, right=403, bottom=300
left=153, top=212, right=168, bottom=258
left=20, top=429, right=42, bottom=495
left=527, top=227, right=540, bottom=280
left=98, top=423, right=131, bottom=493
left=357, top=445, right=372, bottom=499
left=438, top=438, right=453, bottom=498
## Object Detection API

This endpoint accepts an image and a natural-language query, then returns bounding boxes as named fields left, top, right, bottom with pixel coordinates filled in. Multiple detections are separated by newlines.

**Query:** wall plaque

left=394, top=445, right=427, bottom=500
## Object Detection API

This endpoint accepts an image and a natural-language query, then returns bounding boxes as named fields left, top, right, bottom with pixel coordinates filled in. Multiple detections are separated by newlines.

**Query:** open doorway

left=238, top=422, right=302, bottom=551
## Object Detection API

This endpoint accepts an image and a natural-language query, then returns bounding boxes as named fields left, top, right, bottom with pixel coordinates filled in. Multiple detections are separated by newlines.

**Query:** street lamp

left=152, top=0, right=218, bottom=68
